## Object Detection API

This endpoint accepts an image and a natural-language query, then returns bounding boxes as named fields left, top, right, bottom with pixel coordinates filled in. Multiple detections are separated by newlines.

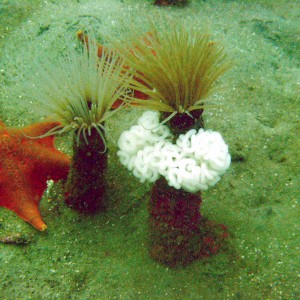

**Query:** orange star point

left=0, top=121, right=70, bottom=231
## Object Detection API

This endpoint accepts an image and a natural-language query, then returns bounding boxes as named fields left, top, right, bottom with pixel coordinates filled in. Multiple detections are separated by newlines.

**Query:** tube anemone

left=30, top=34, right=131, bottom=144
left=113, top=17, right=230, bottom=136
left=114, top=18, right=231, bottom=266
left=114, top=18, right=230, bottom=116
left=29, top=33, right=133, bottom=213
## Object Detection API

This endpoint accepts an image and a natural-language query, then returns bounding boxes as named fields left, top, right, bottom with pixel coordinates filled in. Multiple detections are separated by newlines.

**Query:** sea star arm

left=0, top=165, right=47, bottom=231
left=0, top=121, right=70, bottom=231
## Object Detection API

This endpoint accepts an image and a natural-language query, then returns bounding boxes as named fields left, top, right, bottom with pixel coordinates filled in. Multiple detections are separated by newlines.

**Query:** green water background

left=0, top=0, right=299, bottom=299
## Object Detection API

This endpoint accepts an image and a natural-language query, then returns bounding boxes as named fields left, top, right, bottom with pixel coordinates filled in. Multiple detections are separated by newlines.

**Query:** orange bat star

left=0, top=120, right=70, bottom=231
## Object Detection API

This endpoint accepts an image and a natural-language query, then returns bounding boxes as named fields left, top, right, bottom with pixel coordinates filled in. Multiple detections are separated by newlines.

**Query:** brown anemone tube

left=65, top=127, right=107, bottom=214
left=148, top=110, right=228, bottom=267
left=154, top=0, right=190, bottom=7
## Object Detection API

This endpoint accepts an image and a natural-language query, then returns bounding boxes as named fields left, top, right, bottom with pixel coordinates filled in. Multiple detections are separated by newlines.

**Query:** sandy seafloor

left=0, top=0, right=299, bottom=299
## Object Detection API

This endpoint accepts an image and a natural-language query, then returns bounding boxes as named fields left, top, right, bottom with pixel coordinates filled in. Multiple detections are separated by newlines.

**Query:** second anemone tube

left=29, top=33, right=134, bottom=213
